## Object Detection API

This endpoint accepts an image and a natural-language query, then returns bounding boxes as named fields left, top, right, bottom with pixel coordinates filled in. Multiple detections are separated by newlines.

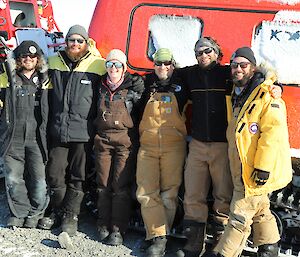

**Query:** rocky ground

left=0, top=178, right=186, bottom=257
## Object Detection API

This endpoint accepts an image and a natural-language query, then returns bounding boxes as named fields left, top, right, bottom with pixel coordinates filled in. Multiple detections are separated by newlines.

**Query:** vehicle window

left=252, top=11, right=300, bottom=85
left=148, top=15, right=203, bottom=68
left=9, top=2, right=36, bottom=28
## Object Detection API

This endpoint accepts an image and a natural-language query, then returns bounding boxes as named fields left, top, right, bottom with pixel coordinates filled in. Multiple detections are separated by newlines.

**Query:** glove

left=131, top=73, right=144, bottom=93
left=251, top=169, right=270, bottom=186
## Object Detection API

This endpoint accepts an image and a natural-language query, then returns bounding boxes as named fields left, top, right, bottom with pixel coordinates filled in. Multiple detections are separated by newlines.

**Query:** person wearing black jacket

left=38, top=25, right=106, bottom=236
left=176, top=38, right=283, bottom=257
left=0, top=40, right=49, bottom=229
left=136, top=48, right=188, bottom=257
left=94, top=49, right=144, bottom=246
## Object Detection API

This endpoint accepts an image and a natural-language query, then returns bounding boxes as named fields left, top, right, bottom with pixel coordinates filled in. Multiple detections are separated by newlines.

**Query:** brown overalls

left=94, top=88, right=136, bottom=232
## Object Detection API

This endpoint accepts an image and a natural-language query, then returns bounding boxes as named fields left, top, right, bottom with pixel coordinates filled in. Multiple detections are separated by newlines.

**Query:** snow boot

left=7, top=217, right=24, bottom=228
left=257, top=243, right=279, bottom=257
left=97, top=225, right=110, bottom=241
left=176, top=221, right=206, bottom=257
left=105, top=225, right=123, bottom=246
left=61, top=188, right=84, bottom=236
left=146, top=236, right=167, bottom=257
left=38, top=187, right=66, bottom=230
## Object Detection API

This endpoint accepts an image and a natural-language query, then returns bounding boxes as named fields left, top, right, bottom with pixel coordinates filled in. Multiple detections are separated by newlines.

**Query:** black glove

left=251, top=169, right=270, bottom=186
left=131, top=73, right=144, bottom=93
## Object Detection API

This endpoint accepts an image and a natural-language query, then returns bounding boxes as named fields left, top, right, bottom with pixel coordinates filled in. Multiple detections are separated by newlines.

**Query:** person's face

left=154, top=60, right=174, bottom=80
left=66, top=34, right=88, bottom=61
left=231, top=56, right=255, bottom=87
left=105, top=59, right=124, bottom=82
left=195, top=46, right=218, bottom=68
left=19, top=53, right=38, bottom=71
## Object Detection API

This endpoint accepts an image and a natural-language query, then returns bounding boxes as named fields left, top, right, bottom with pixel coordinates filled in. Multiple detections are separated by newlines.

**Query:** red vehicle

left=0, top=0, right=63, bottom=56
left=90, top=0, right=300, bottom=160
left=89, top=0, right=300, bottom=254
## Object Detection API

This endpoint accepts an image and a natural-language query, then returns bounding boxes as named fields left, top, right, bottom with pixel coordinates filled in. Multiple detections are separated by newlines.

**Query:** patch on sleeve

left=271, top=103, right=280, bottom=108
left=249, top=122, right=259, bottom=134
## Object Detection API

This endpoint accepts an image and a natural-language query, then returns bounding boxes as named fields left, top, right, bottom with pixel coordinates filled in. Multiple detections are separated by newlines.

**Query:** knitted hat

left=66, top=24, right=89, bottom=41
left=14, top=40, right=43, bottom=58
left=153, top=48, right=173, bottom=62
left=106, top=49, right=127, bottom=70
left=194, top=38, right=219, bottom=56
left=231, top=47, right=256, bottom=65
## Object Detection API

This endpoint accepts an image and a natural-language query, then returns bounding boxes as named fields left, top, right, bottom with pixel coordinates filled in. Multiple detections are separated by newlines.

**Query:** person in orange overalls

left=136, top=48, right=189, bottom=257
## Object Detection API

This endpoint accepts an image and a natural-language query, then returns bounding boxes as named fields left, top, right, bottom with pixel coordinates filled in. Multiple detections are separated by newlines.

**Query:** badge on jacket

left=249, top=122, right=259, bottom=134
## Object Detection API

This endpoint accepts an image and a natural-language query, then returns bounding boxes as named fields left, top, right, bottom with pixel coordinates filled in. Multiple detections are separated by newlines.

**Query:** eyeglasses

left=20, top=54, right=37, bottom=59
left=67, top=38, right=86, bottom=44
left=195, top=48, right=213, bottom=57
left=230, top=62, right=251, bottom=69
left=105, top=61, right=123, bottom=69
left=154, top=61, right=172, bottom=66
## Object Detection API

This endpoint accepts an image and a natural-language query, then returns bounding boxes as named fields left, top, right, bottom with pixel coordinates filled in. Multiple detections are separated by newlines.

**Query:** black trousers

left=46, top=141, right=92, bottom=192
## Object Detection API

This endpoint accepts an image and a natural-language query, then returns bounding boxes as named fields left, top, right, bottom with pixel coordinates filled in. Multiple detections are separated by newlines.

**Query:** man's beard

left=66, top=45, right=88, bottom=62
left=232, top=71, right=254, bottom=87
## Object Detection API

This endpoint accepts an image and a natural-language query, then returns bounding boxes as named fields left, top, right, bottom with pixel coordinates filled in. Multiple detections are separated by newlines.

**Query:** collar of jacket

left=102, top=71, right=132, bottom=91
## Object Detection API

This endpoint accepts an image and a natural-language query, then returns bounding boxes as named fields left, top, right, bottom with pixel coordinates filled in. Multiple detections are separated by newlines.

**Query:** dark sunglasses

left=67, top=38, right=86, bottom=44
left=105, top=61, right=123, bottom=69
left=20, top=53, right=37, bottom=59
left=154, top=61, right=173, bottom=66
left=230, top=62, right=251, bottom=69
left=195, top=47, right=213, bottom=57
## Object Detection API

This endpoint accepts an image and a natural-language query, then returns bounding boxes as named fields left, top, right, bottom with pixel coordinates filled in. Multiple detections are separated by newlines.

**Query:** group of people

left=0, top=23, right=293, bottom=257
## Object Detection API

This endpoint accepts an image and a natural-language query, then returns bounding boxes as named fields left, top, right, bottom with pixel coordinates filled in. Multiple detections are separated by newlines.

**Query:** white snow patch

left=274, top=10, right=300, bottom=22
left=252, top=12, right=300, bottom=84
left=257, top=0, right=300, bottom=5
left=149, top=15, right=202, bottom=68
left=291, top=148, right=300, bottom=158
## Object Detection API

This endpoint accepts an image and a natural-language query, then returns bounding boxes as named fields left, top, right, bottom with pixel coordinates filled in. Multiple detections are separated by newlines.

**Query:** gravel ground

left=0, top=179, right=185, bottom=257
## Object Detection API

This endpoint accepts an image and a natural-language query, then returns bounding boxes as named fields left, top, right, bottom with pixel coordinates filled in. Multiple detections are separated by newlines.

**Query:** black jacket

left=177, top=62, right=232, bottom=142
left=47, top=50, right=105, bottom=143
left=0, top=56, right=49, bottom=162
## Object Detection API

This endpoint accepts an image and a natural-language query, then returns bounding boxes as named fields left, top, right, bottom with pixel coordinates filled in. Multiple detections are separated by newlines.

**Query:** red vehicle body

left=90, top=0, right=300, bottom=160
left=0, top=0, right=62, bottom=55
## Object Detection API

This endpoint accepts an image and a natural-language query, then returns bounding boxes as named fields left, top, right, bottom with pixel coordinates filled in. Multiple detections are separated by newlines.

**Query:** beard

left=65, top=44, right=88, bottom=62
left=232, top=71, right=254, bottom=87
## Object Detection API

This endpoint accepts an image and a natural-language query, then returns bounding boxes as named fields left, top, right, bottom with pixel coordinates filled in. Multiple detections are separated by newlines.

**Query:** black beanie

left=66, top=24, right=89, bottom=41
left=231, top=47, right=256, bottom=65
left=14, top=40, right=43, bottom=58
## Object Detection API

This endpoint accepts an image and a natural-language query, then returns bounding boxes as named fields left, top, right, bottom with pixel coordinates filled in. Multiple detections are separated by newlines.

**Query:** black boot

left=146, top=236, right=167, bottom=257
left=38, top=187, right=66, bottom=230
left=257, top=243, right=279, bottom=257
left=61, top=188, right=84, bottom=236
left=105, top=225, right=124, bottom=246
left=111, top=190, right=132, bottom=233
left=176, top=220, right=206, bottom=257
left=96, top=188, right=111, bottom=241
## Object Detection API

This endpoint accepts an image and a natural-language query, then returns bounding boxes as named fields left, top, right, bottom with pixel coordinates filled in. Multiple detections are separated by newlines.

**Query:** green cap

left=153, top=48, right=173, bottom=62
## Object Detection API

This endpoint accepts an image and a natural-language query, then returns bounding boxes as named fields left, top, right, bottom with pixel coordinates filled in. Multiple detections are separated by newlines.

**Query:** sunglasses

left=67, top=38, right=86, bottom=44
left=154, top=61, right=172, bottom=66
left=195, top=47, right=213, bottom=57
left=20, top=54, right=37, bottom=59
left=105, top=61, right=123, bottom=69
left=230, top=62, right=251, bottom=69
